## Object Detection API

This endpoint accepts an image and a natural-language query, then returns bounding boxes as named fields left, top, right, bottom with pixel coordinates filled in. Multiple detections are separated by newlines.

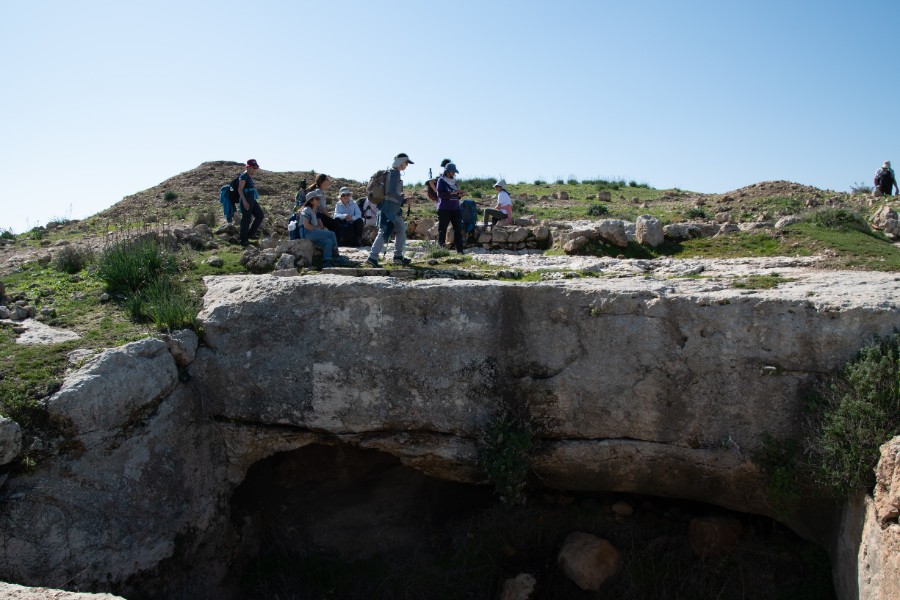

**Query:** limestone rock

left=594, top=220, right=628, bottom=248
left=478, top=230, right=492, bottom=244
left=871, top=205, right=899, bottom=233
left=206, top=255, right=224, bottom=267
left=539, top=195, right=551, bottom=202
left=271, top=269, right=301, bottom=277
left=553, top=190, right=569, bottom=200
left=663, top=222, right=719, bottom=242
left=635, top=215, right=663, bottom=247
left=564, top=236, right=589, bottom=255
left=0, top=306, right=9, bottom=319
left=775, top=215, right=802, bottom=229
left=557, top=532, right=620, bottom=591
left=597, top=191, right=612, bottom=202
left=0, top=582, right=125, bottom=599
left=507, top=227, right=529, bottom=244
left=274, top=253, right=296, bottom=271
left=500, top=573, right=537, bottom=600
left=47, top=338, right=179, bottom=446
left=688, top=516, right=742, bottom=556
left=534, top=226, right=551, bottom=242
left=415, top=218, right=436, bottom=238
left=715, top=212, right=732, bottom=224
left=274, top=239, right=314, bottom=268
left=193, top=224, right=212, bottom=236
left=240, top=247, right=277, bottom=273
left=0, top=417, right=22, bottom=465
left=492, top=228, right=510, bottom=243
left=162, top=329, right=199, bottom=368
left=716, top=224, right=741, bottom=236
left=874, top=437, right=900, bottom=527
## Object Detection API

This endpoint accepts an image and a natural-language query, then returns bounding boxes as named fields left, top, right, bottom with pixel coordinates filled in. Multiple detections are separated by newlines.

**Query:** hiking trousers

left=438, top=209, right=463, bottom=253
left=483, top=208, right=509, bottom=228
left=369, top=200, right=406, bottom=260
left=239, top=199, right=265, bottom=244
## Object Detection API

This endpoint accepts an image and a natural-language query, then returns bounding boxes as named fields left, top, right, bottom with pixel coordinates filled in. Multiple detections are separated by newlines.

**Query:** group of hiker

left=228, top=153, right=515, bottom=269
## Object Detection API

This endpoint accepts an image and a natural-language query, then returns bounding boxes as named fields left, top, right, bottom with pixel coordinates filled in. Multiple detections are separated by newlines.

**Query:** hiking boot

left=334, top=256, right=354, bottom=267
left=392, top=256, right=412, bottom=266
left=365, top=257, right=381, bottom=268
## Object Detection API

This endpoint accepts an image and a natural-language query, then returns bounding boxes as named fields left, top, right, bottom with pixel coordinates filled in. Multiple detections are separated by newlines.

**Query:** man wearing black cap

left=366, top=153, right=414, bottom=267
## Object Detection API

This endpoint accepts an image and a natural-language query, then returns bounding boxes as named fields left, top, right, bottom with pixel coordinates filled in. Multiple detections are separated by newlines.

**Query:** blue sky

left=4, top=0, right=898, bottom=233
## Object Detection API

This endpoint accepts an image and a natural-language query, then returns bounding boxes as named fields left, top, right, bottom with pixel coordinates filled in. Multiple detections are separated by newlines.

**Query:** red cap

left=246, top=159, right=260, bottom=168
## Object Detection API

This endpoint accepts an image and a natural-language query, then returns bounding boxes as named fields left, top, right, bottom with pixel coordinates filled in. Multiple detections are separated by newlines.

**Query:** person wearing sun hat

left=366, top=153, right=414, bottom=268
left=875, top=161, right=899, bottom=197
left=436, top=162, right=467, bottom=253
left=483, top=179, right=513, bottom=229
left=238, top=159, right=265, bottom=246
left=333, top=186, right=364, bottom=246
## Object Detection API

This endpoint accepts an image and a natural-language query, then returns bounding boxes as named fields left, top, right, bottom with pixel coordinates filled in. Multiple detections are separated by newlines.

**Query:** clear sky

left=3, top=0, right=898, bottom=233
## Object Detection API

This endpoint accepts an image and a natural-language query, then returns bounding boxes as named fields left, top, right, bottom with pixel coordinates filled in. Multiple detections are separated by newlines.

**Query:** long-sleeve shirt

left=334, top=200, right=362, bottom=221
left=436, top=176, right=461, bottom=211
left=385, top=168, right=404, bottom=203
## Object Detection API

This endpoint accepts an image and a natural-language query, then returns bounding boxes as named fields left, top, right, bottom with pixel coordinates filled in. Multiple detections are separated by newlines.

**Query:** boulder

left=274, top=253, right=296, bottom=271
left=415, top=218, right=435, bottom=238
left=162, top=329, right=199, bottom=368
left=0, top=417, right=22, bottom=465
left=507, top=227, right=529, bottom=244
left=0, top=306, right=9, bottom=320
left=715, top=212, right=732, bottom=224
left=857, top=436, right=900, bottom=600
left=775, top=216, right=802, bottom=229
left=564, top=236, right=589, bottom=255
left=663, top=222, right=718, bottom=242
left=594, top=220, right=628, bottom=248
left=193, top=224, right=212, bottom=236
left=500, top=573, right=537, bottom=600
left=874, top=437, right=900, bottom=527
left=688, top=516, right=742, bottom=556
left=206, top=256, right=224, bottom=268
left=534, top=226, right=551, bottom=242
left=611, top=500, right=634, bottom=516
left=553, top=190, right=569, bottom=200
left=477, top=230, right=492, bottom=244
left=274, top=240, right=315, bottom=267
left=557, top=532, right=620, bottom=591
left=240, top=247, right=278, bottom=274
left=539, top=195, right=551, bottom=202
left=635, top=215, right=664, bottom=247
left=871, top=205, right=898, bottom=230
left=716, top=224, right=741, bottom=236
left=47, top=338, right=179, bottom=446
left=492, top=228, right=510, bottom=244
left=597, top=191, right=612, bottom=202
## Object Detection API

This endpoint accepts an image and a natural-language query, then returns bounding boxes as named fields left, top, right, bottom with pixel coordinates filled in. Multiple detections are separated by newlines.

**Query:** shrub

left=193, top=209, right=217, bottom=228
left=29, top=227, right=44, bottom=240
left=138, top=278, right=198, bottom=332
left=477, top=404, right=534, bottom=504
left=850, top=182, right=873, bottom=195
left=533, top=179, right=546, bottom=186
left=422, top=241, right=451, bottom=260
left=587, top=203, right=609, bottom=217
left=163, top=190, right=178, bottom=202
left=805, top=333, right=900, bottom=495
left=684, top=207, right=709, bottom=220
left=52, top=245, right=94, bottom=274
left=567, top=177, right=579, bottom=186
left=46, top=217, right=70, bottom=228
left=554, top=178, right=564, bottom=185
left=0, top=229, right=14, bottom=240
left=97, top=237, right=176, bottom=295
left=512, top=199, right=526, bottom=213
left=471, top=190, right=483, bottom=199
left=806, top=207, right=870, bottom=233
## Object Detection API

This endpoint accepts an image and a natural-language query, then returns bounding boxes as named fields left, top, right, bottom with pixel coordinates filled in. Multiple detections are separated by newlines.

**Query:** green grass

left=732, top=274, right=794, bottom=290
left=786, top=223, right=900, bottom=270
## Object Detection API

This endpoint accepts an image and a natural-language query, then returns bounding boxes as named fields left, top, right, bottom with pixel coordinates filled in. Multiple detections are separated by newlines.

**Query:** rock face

left=0, top=417, right=22, bottom=465
left=0, top=582, right=125, bottom=599
left=2, top=274, right=900, bottom=598
left=858, top=437, right=900, bottom=600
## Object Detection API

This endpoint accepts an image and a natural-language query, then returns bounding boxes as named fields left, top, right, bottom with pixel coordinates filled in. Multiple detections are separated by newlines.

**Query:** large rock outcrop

left=1, top=272, right=899, bottom=598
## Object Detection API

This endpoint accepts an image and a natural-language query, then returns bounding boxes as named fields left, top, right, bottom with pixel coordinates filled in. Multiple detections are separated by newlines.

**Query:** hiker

left=436, top=163, right=466, bottom=254
left=301, top=192, right=352, bottom=268
left=308, top=174, right=340, bottom=233
left=334, top=187, right=364, bottom=246
left=875, top=161, right=899, bottom=197
left=238, top=159, right=265, bottom=246
left=483, top=179, right=513, bottom=229
left=294, top=178, right=308, bottom=207
left=426, top=158, right=453, bottom=206
left=366, top=153, right=414, bottom=268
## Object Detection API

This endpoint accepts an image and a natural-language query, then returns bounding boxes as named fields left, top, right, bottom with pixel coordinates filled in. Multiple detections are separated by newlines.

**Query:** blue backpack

left=461, top=200, right=478, bottom=235
left=218, top=177, right=240, bottom=223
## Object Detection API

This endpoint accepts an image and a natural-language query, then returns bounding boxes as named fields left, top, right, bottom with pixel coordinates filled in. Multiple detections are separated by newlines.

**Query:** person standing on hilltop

left=875, top=161, right=899, bottom=197
left=366, top=153, right=414, bottom=268
left=238, top=159, right=264, bottom=246
left=436, top=163, right=466, bottom=254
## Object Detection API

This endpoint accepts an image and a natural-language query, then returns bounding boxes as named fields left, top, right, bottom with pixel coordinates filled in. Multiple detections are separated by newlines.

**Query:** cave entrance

left=228, top=443, right=835, bottom=599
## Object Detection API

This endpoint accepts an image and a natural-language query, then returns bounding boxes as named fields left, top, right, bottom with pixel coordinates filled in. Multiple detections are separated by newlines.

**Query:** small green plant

left=46, top=217, right=71, bottom=228
left=171, top=208, right=189, bottom=220
left=193, top=209, right=217, bottom=228
left=471, top=190, right=483, bottom=199
left=587, top=203, right=609, bottom=217
left=0, top=229, right=15, bottom=240
left=806, top=207, right=870, bottom=233
left=138, top=278, right=198, bottom=331
left=732, top=274, right=790, bottom=289
left=477, top=402, right=535, bottom=505
left=512, top=199, right=526, bottom=213
left=567, top=177, right=579, bottom=185
left=52, top=245, right=94, bottom=274
left=684, top=207, right=709, bottom=220
left=163, top=190, right=178, bottom=202
left=804, top=333, right=900, bottom=495
left=422, top=241, right=451, bottom=260
left=29, top=227, right=44, bottom=241
left=97, top=236, right=177, bottom=295
left=754, top=433, right=802, bottom=516
left=533, top=179, right=546, bottom=186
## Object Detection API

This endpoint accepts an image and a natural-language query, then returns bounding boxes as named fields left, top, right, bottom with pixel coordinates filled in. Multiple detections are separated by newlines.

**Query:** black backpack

left=875, top=168, right=890, bottom=189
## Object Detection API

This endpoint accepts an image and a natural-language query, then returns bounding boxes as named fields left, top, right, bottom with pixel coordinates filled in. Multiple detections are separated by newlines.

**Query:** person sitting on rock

left=301, top=191, right=352, bottom=268
left=483, top=179, right=513, bottom=229
left=308, top=174, right=341, bottom=233
left=333, top=187, right=364, bottom=246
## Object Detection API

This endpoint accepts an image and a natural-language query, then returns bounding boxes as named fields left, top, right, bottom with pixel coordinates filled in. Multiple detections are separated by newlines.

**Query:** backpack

left=875, top=168, right=891, bottom=189
left=288, top=213, right=303, bottom=240
left=218, top=177, right=240, bottom=221
left=461, top=199, right=478, bottom=235
left=366, top=169, right=390, bottom=205
left=425, top=178, right=438, bottom=202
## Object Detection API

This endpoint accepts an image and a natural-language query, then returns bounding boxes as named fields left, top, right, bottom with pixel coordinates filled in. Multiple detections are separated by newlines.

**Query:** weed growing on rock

left=98, top=237, right=177, bottom=295
left=477, top=401, right=535, bottom=505
left=587, top=203, right=609, bottom=217
left=421, top=241, right=451, bottom=260
left=805, top=207, right=870, bottom=233
left=732, top=274, right=792, bottom=290
left=804, top=333, right=900, bottom=495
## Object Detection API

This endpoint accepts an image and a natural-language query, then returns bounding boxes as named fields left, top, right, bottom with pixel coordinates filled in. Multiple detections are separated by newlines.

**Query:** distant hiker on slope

left=238, top=159, right=264, bottom=246
left=874, top=161, right=899, bottom=197
left=366, top=153, right=414, bottom=268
